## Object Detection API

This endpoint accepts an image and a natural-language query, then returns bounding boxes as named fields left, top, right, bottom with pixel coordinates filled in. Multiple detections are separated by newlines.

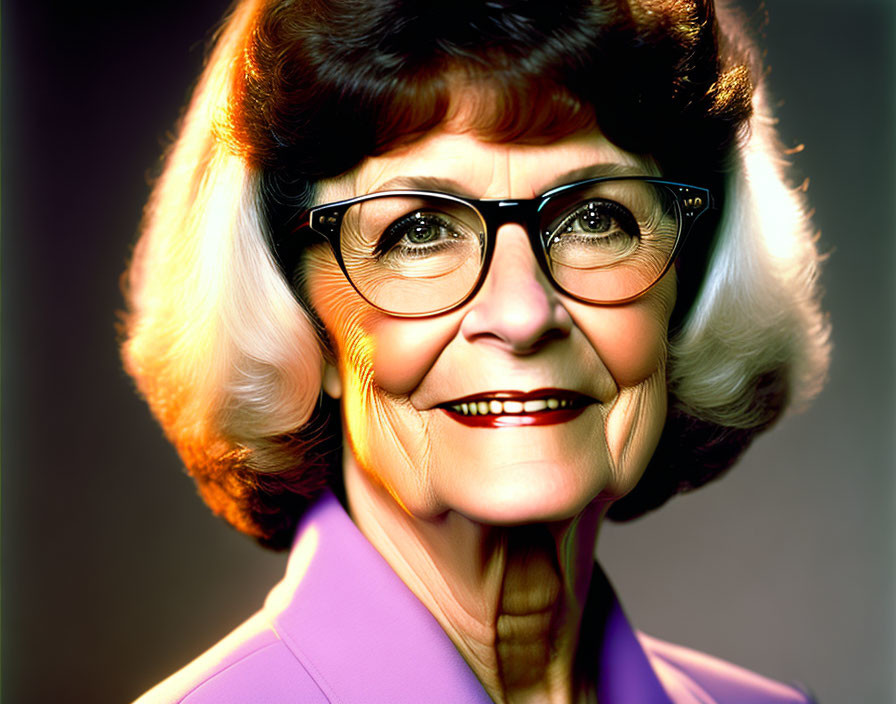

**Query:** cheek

left=369, top=318, right=459, bottom=395
left=305, top=251, right=453, bottom=515
left=571, top=278, right=675, bottom=388
left=578, top=308, right=667, bottom=386
left=578, top=276, right=675, bottom=496
left=304, top=248, right=459, bottom=398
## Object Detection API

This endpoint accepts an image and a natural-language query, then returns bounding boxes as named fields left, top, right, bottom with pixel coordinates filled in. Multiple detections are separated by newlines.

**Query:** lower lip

left=439, top=405, right=589, bottom=428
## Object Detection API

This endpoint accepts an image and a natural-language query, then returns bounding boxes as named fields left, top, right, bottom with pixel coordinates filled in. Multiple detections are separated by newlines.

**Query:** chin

left=442, top=461, right=611, bottom=526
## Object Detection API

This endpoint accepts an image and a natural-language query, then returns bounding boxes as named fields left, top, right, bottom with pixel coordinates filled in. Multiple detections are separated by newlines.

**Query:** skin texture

left=304, top=124, right=676, bottom=703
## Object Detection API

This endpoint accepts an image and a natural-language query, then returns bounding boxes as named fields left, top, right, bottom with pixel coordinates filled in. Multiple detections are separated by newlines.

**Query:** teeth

left=449, top=397, right=577, bottom=416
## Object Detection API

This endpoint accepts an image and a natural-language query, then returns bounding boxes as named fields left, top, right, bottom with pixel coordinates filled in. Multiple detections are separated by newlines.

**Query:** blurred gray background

left=3, top=0, right=893, bottom=702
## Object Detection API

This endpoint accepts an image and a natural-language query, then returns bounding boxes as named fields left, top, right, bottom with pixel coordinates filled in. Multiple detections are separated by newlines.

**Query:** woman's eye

left=544, top=199, right=643, bottom=265
left=568, top=203, right=614, bottom=235
left=370, top=208, right=482, bottom=276
left=403, top=215, right=448, bottom=245
left=557, top=200, right=638, bottom=239
left=546, top=199, right=640, bottom=255
left=378, top=211, right=466, bottom=256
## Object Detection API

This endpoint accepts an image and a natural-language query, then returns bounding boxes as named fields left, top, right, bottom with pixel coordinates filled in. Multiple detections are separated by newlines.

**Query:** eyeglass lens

left=337, top=180, right=682, bottom=315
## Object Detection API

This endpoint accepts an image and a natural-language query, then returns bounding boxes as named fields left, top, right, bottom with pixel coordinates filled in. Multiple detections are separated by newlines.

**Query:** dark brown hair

left=171, top=0, right=762, bottom=548
left=223, top=0, right=753, bottom=281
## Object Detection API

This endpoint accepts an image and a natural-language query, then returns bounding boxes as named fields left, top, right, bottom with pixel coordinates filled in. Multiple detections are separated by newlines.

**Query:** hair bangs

left=367, top=74, right=599, bottom=159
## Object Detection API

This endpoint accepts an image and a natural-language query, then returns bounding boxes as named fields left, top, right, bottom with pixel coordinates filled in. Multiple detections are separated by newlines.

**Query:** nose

left=460, top=225, right=572, bottom=353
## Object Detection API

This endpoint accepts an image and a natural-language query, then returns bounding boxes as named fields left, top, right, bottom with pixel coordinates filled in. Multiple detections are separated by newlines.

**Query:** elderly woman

left=125, top=0, right=829, bottom=701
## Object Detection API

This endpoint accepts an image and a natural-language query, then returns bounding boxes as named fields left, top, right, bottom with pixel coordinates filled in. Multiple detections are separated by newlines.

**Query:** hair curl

left=122, top=0, right=829, bottom=549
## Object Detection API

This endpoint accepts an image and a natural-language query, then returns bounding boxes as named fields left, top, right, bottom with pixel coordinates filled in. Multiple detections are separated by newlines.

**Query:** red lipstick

left=438, top=389, right=594, bottom=428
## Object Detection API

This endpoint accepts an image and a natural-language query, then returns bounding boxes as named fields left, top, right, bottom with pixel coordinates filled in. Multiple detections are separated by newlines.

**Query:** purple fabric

left=135, top=491, right=813, bottom=703
left=268, top=492, right=493, bottom=703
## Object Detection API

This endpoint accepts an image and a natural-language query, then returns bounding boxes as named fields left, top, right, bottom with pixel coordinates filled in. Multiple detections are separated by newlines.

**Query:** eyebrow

left=371, top=176, right=478, bottom=198
left=370, top=163, right=656, bottom=199
left=540, top=163, right=658, bottom=192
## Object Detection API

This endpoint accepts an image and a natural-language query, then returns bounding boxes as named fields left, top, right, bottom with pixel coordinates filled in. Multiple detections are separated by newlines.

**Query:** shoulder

left=132, top=613, right=329, bottom=704
left=638, top=633, right=816, bottom=704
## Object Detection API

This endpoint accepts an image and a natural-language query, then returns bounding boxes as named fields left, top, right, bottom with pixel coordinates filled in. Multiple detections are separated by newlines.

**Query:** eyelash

left=549, top=199, right=640, bottom=240
left=375, top=213, right=458, bottom=256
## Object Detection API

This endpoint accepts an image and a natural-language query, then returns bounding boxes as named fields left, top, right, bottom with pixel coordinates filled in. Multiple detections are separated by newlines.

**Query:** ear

left=322, top=361, right=343, bottom=399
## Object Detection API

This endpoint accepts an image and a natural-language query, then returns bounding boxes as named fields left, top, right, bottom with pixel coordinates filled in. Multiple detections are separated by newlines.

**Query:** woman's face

left=304, top=125, right=674, bottom=525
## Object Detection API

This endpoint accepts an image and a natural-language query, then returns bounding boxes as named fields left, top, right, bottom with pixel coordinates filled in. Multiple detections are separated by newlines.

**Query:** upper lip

left=437, top=388, right=596, bottom=407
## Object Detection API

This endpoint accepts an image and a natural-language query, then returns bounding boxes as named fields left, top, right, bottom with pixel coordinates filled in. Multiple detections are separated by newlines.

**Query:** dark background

left=3, top=1, right=893, bottom=702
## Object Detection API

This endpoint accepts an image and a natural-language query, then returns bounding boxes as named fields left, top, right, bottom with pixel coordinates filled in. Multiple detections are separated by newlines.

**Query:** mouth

left=437, top=389, right=595, bottom=428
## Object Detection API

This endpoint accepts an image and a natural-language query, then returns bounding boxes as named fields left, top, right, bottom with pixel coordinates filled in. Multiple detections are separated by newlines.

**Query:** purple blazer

left=135, top=493, right=814, bottom=703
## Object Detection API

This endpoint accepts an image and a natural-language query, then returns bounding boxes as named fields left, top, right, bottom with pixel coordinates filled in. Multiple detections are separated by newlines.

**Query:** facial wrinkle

left=624, top=365, right=665, bottom=462
left=309, top=258, right=417, bottom=510
left=381, top=390, right=436, bottom=503
left=308, top=250, right=437, bottom=511
left=507, top=143, right=545, bottom=199
left=603, top=361, right=667, bottom=491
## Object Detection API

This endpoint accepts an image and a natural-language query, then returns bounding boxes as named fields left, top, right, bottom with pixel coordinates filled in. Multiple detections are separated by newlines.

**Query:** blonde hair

left=123, top=0, right=327, bottom=537
left=122, top=0, right=829, bottom=545
left=671, top=107, right=829, bottom=427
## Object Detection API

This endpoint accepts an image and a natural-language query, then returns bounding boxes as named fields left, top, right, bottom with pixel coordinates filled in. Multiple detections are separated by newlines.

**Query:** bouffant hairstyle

left=122, top=0, right=830, bottom=549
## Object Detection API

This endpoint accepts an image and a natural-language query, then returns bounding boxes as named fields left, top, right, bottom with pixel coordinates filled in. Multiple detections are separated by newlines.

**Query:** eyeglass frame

left=291, top=176, right=714, bottom=318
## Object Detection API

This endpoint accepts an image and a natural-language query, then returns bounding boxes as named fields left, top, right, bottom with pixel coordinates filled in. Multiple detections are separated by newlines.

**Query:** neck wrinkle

left=344, top=454, right=608, bottom=704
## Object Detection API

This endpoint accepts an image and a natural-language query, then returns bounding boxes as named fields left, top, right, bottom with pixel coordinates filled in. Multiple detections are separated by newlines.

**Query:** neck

left=344, top=456, right=607, bottom=704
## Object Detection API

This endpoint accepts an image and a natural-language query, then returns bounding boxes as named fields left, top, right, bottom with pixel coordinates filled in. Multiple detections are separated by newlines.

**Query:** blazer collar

left=265, top=491, right=674, bottom=704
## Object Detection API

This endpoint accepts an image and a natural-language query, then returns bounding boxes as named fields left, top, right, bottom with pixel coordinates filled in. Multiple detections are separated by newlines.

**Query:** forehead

left=319, top=125, right=658, bottom=204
